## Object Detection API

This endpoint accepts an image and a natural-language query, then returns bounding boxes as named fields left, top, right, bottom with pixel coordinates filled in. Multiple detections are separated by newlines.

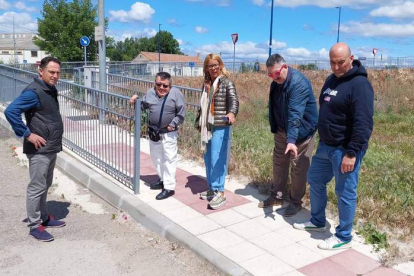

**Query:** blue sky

left=1, top=0, right=413, bottom=61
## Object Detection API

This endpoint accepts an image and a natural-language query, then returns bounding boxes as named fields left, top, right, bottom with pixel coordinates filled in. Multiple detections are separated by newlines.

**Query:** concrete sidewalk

left=0, top=109, right=412, bottom=276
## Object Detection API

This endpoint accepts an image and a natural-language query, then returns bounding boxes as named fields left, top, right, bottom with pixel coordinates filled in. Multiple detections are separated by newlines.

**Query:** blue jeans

left=204, top=126, right=230, bottom=192
left=308, top=142, right=366, bottom=242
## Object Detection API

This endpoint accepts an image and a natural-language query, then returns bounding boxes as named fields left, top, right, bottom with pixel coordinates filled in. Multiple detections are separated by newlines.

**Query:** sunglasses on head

left=155, top=82, right=170, bottom=88
left=268, top=64, right=287, bottom=78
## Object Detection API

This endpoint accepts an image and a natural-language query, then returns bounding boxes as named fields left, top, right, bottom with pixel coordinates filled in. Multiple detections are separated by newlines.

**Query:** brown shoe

left=258, top=196, right=283, bottom=208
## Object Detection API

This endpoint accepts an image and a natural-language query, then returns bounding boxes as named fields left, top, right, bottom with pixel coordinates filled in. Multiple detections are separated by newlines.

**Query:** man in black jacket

left=293, top=43, right=374, bottom=250
left=5, top=57, right=66, bottom=242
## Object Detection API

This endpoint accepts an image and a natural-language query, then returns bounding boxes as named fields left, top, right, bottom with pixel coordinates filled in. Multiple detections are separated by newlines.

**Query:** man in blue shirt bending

left=5, top=56, right=66, bottom=242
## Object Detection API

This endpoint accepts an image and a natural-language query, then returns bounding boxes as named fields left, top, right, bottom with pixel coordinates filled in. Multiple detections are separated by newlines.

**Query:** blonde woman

left=198, top=54, right=239, bottom=209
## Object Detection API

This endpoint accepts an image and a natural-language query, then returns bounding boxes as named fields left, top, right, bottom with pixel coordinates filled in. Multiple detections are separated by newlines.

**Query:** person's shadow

left=185, top=175, right=209, bottom=195
left=22, top=201, right=71, bottom=222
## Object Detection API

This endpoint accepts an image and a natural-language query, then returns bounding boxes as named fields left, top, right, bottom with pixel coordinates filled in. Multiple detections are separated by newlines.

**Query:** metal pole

left=158, top=24, right=161, bottom=72
left=98, top=0, right=106, bottom=91
left=84, top=46, right=87, bottom=66
left=98, top=0, right=106, bottom=123
left=336, top=6, right=341, bottom=43
left=12, top=16, right=17, bottom=65
left=233, top=43, right=235, bottom=73
left=226, top=127, right=232, bottom=175
left=133, top=99, right=142, bottom=194
left=269, top=0, right=274, bottom=57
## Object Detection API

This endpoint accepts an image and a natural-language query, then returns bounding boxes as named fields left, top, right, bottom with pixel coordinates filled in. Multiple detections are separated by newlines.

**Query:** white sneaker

left=293, top=221, right=326, bottom=232
left=318, top=235, right=352, bottom=250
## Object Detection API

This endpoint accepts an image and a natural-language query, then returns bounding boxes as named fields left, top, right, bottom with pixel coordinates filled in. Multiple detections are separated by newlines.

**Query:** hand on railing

left=129, top=95, right=139, bottom=108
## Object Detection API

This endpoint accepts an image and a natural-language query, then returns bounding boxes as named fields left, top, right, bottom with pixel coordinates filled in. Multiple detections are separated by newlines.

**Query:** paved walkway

left=133, top=141, right=411, bottom=276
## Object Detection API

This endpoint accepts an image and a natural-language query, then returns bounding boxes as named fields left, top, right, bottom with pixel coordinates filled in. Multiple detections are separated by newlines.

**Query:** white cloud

left=318, top=48, right=329, bottom=59
left=107, top=28, right=157, bottom=41
left=0, top=0, right=10, bottom=10
left=271, top=0, right=405, bottom=9
left=251, top=0, right=265, bottom=6
left=341, top=21, right=414, bottom=37
left=0, top=11, right=37, bottom=32
left=370, top=1, right=414, bottom=19
left=284, top=47, right=312, bottom=57
left=195, top=26, right=209, bottom=33
left=177, top=38, right=183, bottom=45
left=15, top=1, right=37, bottom=12
left=109, top=2, right=155, bottom=23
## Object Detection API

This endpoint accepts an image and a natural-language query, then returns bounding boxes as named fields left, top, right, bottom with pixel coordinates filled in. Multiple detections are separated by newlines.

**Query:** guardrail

left=0, top=64, right=142, bottom=193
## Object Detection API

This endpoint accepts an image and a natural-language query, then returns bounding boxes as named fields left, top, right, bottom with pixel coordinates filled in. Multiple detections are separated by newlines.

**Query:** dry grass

left=173, top=69, right=414, bottom=265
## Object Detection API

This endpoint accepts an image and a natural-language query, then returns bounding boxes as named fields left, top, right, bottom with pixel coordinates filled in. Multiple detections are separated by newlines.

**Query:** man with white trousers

left=130, top=72, right=186, bottom=200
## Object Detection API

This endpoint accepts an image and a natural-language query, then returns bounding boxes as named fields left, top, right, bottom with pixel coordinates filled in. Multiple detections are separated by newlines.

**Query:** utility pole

left=158, top=23, right=161, bottom=72
left=98, top=0, right=106, bottom=91
left=269, top=0, right=274, bottom=57
left=336, top=6, right=341, bottom=43
left=12, top=16, right=17, bottom=65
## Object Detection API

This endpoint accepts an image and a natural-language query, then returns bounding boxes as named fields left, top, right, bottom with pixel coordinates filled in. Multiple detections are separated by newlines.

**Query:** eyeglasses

left=155, top=82, right=170, bottom=88
left=267, top=64, right=287, bottom=78
left=207, top=64, right=220, bottom=70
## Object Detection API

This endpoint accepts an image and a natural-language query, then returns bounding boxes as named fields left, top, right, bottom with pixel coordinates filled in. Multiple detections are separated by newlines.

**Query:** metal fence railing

left=0, top=64, right=142, bottom=193
left=91, top=72, right=202, bottom=152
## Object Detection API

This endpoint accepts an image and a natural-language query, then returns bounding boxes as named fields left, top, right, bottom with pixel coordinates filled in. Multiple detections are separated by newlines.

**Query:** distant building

left=0, top=33, right=48, bottom=64
left=132, top=51, right=203, bottom=77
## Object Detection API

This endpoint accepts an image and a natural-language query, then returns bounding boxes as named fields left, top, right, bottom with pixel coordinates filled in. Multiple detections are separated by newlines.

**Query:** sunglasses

left=267, top=64, right=287, bottom=78
left=155, top=82, right=170, bottom=88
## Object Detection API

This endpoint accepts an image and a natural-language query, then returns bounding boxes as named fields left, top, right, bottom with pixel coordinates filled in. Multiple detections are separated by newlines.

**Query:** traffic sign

left=80, top=36, right=90, bottom=47
left=231, top=33, right=238, bottom=44
left=189, top=62, right=195, bottom=67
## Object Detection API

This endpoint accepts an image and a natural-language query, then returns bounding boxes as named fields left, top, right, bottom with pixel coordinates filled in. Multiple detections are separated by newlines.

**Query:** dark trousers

left=272, top=131, right=315, bottom=204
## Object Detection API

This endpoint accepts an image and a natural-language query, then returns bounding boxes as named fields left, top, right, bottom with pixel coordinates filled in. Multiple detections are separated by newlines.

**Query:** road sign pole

left=84, top=46, right=87, bottom=66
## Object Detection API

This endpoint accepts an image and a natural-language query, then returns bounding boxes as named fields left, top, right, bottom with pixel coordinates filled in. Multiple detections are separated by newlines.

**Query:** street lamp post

left=269, top=0, right=274, bottom=57
left=336, top=6, right=341, bottom=43
left=158, top=24, right=161, bottom=72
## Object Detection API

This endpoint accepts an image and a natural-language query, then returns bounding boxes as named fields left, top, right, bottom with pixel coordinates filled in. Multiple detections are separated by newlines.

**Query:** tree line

left=35, top=0, right=183, bottom=62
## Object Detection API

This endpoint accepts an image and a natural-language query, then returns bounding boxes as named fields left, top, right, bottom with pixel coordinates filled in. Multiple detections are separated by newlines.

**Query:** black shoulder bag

left=148, top=93, right=169, bottom=142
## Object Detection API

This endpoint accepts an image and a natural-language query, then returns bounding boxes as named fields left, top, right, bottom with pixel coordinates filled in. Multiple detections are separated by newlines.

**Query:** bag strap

left=157, top=93, right=169, bottom=129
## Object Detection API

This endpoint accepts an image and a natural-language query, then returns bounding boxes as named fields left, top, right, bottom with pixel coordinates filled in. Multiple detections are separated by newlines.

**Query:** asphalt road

left=0, top=124, right=223, bottom=276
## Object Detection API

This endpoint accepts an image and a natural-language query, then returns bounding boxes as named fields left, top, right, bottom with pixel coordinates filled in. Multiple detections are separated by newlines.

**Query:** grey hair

left=266, top=54, right=285, bottom=67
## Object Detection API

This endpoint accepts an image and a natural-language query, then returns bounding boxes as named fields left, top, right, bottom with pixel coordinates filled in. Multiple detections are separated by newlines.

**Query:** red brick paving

left=90, top=143, right=250, bottom=214
left=299, top=249, right=406, bottom=276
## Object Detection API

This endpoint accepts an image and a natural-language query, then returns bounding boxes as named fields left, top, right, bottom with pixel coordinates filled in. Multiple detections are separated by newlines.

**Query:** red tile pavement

left=364, top=267, right=407, bottom=276
left=299, top=258, right=356, bottom=276
left=90, top=143, right=251, bottom=214
left=299, top=249, right=407, bottom=276
left=329, top=249, right=381, bottom=275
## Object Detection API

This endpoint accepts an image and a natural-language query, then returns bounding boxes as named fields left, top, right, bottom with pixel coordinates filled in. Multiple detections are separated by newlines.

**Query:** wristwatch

left=346, top=150, right=356, bottom=158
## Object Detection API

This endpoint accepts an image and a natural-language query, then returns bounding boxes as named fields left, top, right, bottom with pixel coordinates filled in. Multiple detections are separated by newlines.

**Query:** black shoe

left=156, top=189, right=175, bottom=200
left=150, top=180, right=164, bottom=190
left=283, top=203, right=302, bottom=217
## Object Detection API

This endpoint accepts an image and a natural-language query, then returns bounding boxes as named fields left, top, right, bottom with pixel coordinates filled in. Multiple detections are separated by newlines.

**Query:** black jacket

left=23, top=78, right=64, bottom=154
left=318, top=60, right=374, bottom=154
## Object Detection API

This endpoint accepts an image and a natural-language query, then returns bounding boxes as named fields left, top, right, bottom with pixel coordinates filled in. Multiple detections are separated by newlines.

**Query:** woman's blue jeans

left=204, top=126, right=230, bottom=192
left=308, top=142, right=366, bottom=242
